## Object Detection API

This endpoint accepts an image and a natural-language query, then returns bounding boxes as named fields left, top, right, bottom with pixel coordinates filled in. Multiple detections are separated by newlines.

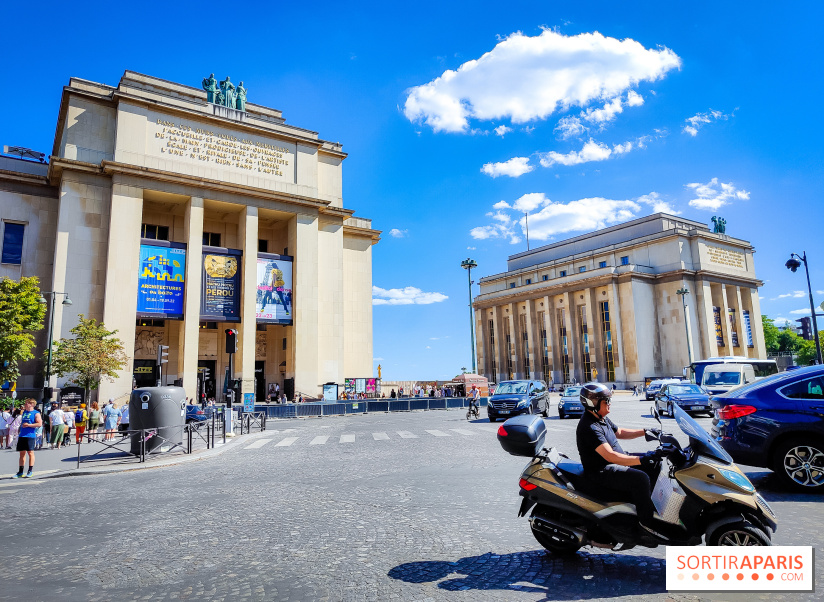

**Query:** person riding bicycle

left=575, top=382, right=664, bottom=536
left=468, top=385, right=481, bottom=415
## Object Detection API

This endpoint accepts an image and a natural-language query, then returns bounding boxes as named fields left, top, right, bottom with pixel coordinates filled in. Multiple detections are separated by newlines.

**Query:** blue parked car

left=654, top=383, right=713, bottom=417
left=711, top=365, right=824, bottom=492
left=185, top=405, right=209, bottom=423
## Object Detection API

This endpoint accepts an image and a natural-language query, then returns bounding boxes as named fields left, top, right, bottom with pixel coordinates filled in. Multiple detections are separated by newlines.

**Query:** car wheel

left=558, top=411, right=565, bottom=420
left=708, top=520, right=772, bottom=546
left=772, top=438, right=824, bottom=491
left=488, top=416, right=496, bottom=423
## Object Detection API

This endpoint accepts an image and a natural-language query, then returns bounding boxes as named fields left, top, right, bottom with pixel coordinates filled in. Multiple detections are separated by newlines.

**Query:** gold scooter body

left=501, top=405, right=777, bottom=554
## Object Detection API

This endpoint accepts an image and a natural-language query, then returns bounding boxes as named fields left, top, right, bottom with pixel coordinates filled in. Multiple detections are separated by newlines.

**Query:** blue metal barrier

left=409, top=398, right=429, bottom=411
left=428, top=399, right=447, bottom=410
left=366, top=400, right=389, bottom=413
left=322, top=403, right=346, bottom=416
left=296, top=404, right=323, bottom=417
left=388, top=400, right=410, bottom=412
left=446, top=398, right=463, bottom=409
left=345, top=402, right=366, bottom=414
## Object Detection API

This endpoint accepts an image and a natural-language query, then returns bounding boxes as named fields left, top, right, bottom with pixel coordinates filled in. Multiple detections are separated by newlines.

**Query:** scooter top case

left=497, top=415, right=547, bottom=457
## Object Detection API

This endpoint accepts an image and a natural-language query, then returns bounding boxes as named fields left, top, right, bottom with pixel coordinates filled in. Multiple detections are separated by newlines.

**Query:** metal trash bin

left=129, top=386, right=185, bottom=455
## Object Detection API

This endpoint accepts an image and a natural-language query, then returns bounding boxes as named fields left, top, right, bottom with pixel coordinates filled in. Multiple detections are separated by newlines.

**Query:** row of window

left=141, top=223, right=284, bottom=254
left=137, top=319, right=275, bottom=332
left=508, top=256, right=630, bottom=288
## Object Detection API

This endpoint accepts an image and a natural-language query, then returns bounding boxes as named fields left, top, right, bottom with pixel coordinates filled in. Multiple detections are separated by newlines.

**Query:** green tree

left=0, top=277, right=46, bottom=385
left=762, top=315, right=781, bottom=354
left=796, top=332, right=824, bottom=365
left=777, top=327, right=802, bottom=355
left=49, top=314, right=128, bottom=403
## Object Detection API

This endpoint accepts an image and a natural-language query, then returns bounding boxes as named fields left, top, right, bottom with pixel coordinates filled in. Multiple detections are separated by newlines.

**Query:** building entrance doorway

left=255, top=360, right=265, bottom=401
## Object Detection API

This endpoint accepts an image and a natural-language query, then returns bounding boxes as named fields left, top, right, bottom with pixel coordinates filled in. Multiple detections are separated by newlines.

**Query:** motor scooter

left=497, top=404, right=777, bottom=554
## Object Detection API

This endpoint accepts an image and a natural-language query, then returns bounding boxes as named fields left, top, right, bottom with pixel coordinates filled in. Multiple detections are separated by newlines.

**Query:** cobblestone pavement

left=1, top=401, right=821, bottom=601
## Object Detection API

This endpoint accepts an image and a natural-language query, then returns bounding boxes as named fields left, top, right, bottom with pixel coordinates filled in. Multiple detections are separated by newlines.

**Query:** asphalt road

left=1, top=398, right=821, bottom=601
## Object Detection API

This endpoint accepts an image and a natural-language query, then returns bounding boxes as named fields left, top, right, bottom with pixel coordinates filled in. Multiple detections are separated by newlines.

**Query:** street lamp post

left=38, top=291, right=72, bottom=410
left=461, top=258, right=478, bottom=374
left=786, top=252, right=822, bottom=365
left=676, top=287, right=693, bottom=367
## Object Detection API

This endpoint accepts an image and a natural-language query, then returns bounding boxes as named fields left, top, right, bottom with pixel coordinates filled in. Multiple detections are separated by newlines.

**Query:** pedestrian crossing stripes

left=244, top=439, right=273, bottom=449
left=340, top=434, right=355, bottom=443
left=275, top=437, right=299, bottom=447
left=425, top=430, right=450, bottom=437
left=372, top=432, right=390, bottom=440
left=449, top=428, right=476, bottom=436
left=310, top=436, right=329, bottom=445
left=397, top=431, right=418, bottom=438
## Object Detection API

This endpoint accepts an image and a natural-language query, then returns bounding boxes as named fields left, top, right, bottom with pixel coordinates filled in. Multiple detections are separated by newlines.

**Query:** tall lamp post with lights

left=786, top=252, right=822, bottom=365
left=38, top=291, right=72, bottom=409
left=461, top=258, right=478, bottom=374
left=676, top=286, right=693, bottom=367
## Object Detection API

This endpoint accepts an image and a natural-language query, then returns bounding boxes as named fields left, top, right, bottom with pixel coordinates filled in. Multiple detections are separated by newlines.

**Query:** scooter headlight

left=718, top=468, right=754, bottom=492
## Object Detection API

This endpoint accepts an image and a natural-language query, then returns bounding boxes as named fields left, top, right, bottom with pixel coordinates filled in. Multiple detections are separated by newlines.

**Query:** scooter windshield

left=672, top=404, right=733, bottom=464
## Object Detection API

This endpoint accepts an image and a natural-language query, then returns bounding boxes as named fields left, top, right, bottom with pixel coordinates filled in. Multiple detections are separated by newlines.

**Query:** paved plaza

left=1, top=398, right=821, bottom=601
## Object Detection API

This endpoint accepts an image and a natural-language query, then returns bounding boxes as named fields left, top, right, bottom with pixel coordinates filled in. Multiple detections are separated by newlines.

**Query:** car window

left=704, top=372, right=741, bottom=386
left=495, top=382, right=528, bottom=394
left=780, top=376, right=824, bottom=400
left=564, top=387, right=581, bottom=397
left=667, top=385, right=704, bottom=395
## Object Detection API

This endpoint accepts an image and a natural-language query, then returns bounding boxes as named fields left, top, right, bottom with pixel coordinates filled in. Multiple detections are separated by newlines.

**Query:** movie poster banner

left=201, top=247, right=242, bottom=322
left=137, top=241, right=186, bottom=318
left=256, top=253, right=293, bottom=324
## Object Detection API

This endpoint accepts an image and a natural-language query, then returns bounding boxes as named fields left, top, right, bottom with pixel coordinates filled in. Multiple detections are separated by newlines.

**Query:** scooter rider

left=576, top=382, right=664, bottom=535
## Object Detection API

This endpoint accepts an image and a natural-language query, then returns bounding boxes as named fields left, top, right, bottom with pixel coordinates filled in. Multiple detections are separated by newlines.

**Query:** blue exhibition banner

left=201, top=247, right=242, bottom=322
left=137, top=242, right=187, bottom=318
left=243, top=393, right=255, bottom=412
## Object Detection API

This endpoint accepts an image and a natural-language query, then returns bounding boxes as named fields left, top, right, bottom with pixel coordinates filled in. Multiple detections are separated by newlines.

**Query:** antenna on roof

left=3, top=146, right=46, bottom=163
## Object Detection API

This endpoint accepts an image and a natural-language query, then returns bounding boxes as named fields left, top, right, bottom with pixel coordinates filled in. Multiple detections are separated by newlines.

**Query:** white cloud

left=481, top=156, right=533, bottom=178
left=554, top=116, right=585, bottom=139
left=790, top=308, right=811, bottom=315
left=555, top=90, right=645, bottom=139
left=637, top=192, right=680, bottom=214
left=539, top=139, right=614, bottom=167
left=403, top=29, right=680, bottom=133
left=512, top=192, right=549, bottom=213
left=494, top=125, right=512, bottom=137
left=817, top=290, right=824, bottom=295
left=373, top=357, right=384, bottom=361
left=524, top=197, right=641, bottom=240
left=467, top=246, right=476, bottom=250
left=372, top=286, right=448, bottom=305
left=686, top=178, right=750, bottom=211
left=771, top=290, right=806, bottom=300
left=492, top=200, right=511, bottom=209
left=389, top=228, right=408, bottom=238
left=682, top=109, right=733, bottom=136
left=626, top=90, right=644, bottom=107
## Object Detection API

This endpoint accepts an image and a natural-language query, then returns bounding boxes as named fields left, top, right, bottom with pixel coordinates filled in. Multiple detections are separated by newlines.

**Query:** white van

left=701, top=363, right=756, bottom=395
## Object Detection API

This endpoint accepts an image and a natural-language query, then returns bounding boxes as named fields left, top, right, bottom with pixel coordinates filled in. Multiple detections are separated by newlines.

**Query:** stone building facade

left=0, top=71, right=379, bottom=402
left=472, top=214, right=766, bottom=387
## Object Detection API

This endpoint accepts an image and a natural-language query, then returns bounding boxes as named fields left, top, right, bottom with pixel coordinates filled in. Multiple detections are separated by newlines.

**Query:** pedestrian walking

left=7, top=408, right=21, bottom=449
left=63, top=405, right=74, bottom=447
left=15, top=399, right=42, bottom=478
left=0, top=406, right=11, bottom=449
left=102, top=402, right=121, bottom=441
left=74, top=404, right=87, bottom=444
left=119, top=402, right=130, bottom=433
left=48, top=404, right=65, bottom=449
left=88, top=402, right=101, bottom=440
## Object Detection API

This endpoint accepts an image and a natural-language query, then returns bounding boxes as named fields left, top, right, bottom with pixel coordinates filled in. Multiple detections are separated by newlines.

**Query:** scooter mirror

left=650, top=406, right=661, bottom=424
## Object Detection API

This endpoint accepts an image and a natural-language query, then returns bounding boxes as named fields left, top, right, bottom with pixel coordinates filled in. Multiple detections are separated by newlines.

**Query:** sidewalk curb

left=33, top=429, right=272, bottom=480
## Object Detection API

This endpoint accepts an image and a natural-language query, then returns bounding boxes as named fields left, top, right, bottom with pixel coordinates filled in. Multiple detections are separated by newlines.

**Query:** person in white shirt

left=62, top=407, right=75, bottom=447
left=0, top=407, right=11, bottom=449
left=48, top=405, right=66, bottom=449
left=119, top=403, right=130, bottom=433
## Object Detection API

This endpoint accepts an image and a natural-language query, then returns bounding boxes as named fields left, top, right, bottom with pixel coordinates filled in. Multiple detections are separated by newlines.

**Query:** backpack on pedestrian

left=75, top=409, right=84, bottom=422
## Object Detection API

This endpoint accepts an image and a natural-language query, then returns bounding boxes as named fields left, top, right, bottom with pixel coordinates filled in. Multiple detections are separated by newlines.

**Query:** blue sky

left=2, top=1, right=823, bottom=380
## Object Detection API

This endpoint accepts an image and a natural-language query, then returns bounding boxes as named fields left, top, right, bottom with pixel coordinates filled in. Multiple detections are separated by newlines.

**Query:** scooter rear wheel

left=530, top=523, right=582, bottom=556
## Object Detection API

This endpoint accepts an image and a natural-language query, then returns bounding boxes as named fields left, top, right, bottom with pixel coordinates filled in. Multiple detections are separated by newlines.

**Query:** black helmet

left=580, top=382, right=612, bottom=411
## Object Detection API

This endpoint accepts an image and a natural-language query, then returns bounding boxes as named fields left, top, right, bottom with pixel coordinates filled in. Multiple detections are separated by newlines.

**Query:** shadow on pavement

left=388, top=550, right=666, bottom=599
left=60, top=451, right=134, bottom=463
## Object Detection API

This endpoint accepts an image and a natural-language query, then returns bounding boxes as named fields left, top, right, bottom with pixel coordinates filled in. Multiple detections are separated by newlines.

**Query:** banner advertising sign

left=256, top=253, right=293, bottom=324
left=713, top=306, right=724, bottom=346
left=355, top=378, right=366, bottom=394
left=345, top=378, right=355, bottom=395
left=366, top=378, right=376, bottom=396
left=201, top=247, right=242, bottom=322
left=137, top=242, right=186, bottom=318
left=323, top=384, right=338, bottom=401
left=243, top=392, right=255, bottom=413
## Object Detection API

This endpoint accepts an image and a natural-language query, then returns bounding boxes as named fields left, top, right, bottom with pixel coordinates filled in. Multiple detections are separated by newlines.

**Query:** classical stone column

left=289, top=212, right=319, bottom=398
left=585, top=290, right=603, bottom=382
left=317, top=216, right=344, bottom=386
left=609, top=282, right=628, bottom=383
left=99, top=179, right=143, bottom=402
left=718, top=284, right=733, bottom=354
left=524, top=299, right=537, bottom=380
left=562, top=292, right=578, bottom=383
left=696, top=279, right=717, bottom=358
left=178, top=197, right=203, bottom=401
left=237, top=206, right=259, bottom=400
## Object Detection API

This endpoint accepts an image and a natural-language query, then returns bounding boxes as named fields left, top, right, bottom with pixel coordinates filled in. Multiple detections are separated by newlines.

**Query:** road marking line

left=475, top=426, right=499, bottom=432
left=310, top=436, right=329, bottom=445
left=425, top=430, right=450, bottom=437
left=450, top=429, right=476, bottom=436
left=244, top=439, right=273, bottom=449
left=340, top=434, right=355, bottom=443
left=372, top=432, right=390, bottom=440
left=397, top=431, right=418, bottom=438
left=275, top=437, right=298, bottom=447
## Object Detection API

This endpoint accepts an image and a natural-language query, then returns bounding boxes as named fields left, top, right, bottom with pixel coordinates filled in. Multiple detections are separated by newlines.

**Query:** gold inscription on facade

left=707, top=246, right=745, bottom=269
left=152, top=118, right=291, bottom=177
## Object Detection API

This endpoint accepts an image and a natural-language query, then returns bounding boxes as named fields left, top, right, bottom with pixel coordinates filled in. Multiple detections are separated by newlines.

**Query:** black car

left=654, top=383, right=712, bottom=417
left=711, top=365, right=824, bottom=491
left=487, top=380, right=549, bottom=422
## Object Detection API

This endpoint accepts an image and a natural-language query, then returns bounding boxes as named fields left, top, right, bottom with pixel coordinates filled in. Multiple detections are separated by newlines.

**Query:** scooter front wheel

left=530, top=522, right=582, bottom=556
left=708, top=520, right=772, bottom=546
